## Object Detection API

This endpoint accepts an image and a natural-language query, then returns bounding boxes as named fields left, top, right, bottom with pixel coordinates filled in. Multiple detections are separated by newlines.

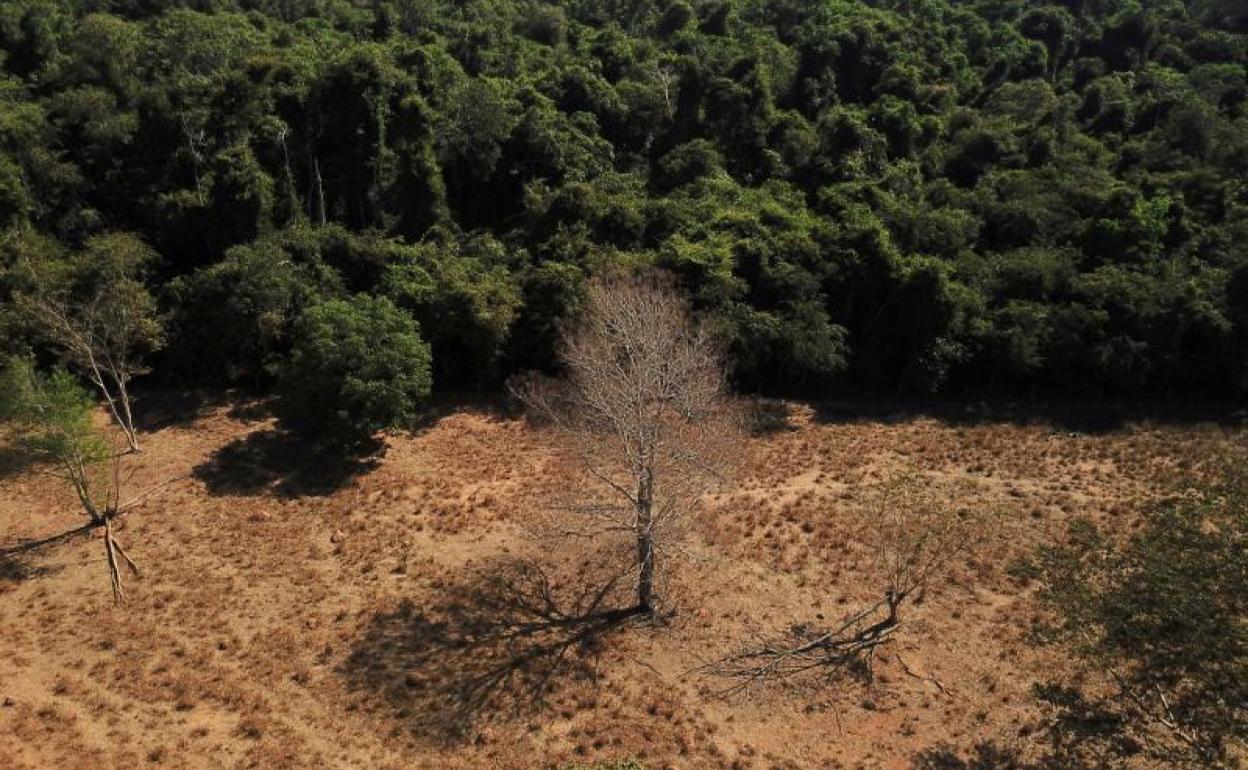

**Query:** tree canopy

left=0, top=0, right=1245, bottom=400
left=278, top=293, right=432, bottom=436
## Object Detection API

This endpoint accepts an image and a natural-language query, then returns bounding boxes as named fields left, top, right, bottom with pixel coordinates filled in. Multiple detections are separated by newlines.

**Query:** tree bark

left=112, top=370, right=139, bottom=452
left=636, top=466, right=655, bottom=613
left=637, top=528, right=655, bottom=613
left=313, top=157, right=328, bottom=226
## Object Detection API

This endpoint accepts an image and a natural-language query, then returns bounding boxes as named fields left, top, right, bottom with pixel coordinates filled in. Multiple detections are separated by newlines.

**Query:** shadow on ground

left=0, top=553, right=56, bottom=583
left=132, top=389, right=238, bottom=432
left=340, top=559, right=637, bottom=744
left=192, top=428, right=384, bottom=497
left=807, top=398, right=1246, bottom=434
left=0, top=444, right=39, bottom=481
left=190, top=392, right=523, bottom=499
left=910, top=740, right=1106, bottom=770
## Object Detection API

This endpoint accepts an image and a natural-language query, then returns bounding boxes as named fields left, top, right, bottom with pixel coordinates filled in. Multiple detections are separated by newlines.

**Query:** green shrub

left=165, top=244, right=321, bottom=384
left=278, top=295, right=431, bottom=437
left=0, top=357, right=110, bottom=516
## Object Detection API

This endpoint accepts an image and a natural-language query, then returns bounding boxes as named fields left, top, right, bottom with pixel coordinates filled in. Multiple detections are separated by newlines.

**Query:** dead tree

left=511, top=270, right=741, bottom=615
left=712, top=475, right=977, bottom=693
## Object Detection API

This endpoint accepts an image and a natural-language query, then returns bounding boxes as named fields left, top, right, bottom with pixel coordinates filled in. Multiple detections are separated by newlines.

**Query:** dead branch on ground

left=708, top=474, right=982, bottom=695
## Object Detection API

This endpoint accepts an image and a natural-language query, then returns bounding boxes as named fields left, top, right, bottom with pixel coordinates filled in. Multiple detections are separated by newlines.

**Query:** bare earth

left=1, top=396, right=1241, bottom=770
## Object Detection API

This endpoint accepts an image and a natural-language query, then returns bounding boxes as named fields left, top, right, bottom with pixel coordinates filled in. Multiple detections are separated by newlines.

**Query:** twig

left=895, top=651, right=949, bottom=696
left=118, top=473, right=188, bottom=511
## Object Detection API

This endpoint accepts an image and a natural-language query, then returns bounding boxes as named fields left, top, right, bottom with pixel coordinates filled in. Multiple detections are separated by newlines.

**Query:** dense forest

left=2, top=0, right=1247, bottom=401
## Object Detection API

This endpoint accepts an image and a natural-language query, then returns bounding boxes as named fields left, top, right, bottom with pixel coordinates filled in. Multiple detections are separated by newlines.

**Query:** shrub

left=278, top=295, right=431, bottom=437
left=1033, top=469, right=1248, bottom=767
left=165, top=240, right=333, bottom=385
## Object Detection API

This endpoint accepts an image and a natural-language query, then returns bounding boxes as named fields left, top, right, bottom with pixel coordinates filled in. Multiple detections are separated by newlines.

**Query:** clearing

left=0, top=396, right=1240, bottom=770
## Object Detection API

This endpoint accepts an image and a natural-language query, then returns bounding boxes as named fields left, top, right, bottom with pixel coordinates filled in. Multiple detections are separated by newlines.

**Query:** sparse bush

left=745, top=397, right=795, bottom=435
left=14, top=233, right=164, bottom=452
left=555, top=761, right=646, bottom=770
left=0, top=356, right=139, bottom=599
left=1032, top=469, right=1248, bottom=768
left=1, top=357, right=108, bottom=498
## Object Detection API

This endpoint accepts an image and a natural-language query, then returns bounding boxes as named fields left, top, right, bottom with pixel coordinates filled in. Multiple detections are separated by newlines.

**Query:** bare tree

left=16, top=233, right=164, bottom=453
left=651, top=60, right=679, bottom=122
left=511, top=270, right=741, bottom=615
left=712, top=475, right=979, bottom=693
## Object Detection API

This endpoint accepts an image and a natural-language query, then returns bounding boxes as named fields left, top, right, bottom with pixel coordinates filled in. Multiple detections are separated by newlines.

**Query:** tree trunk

left=113, top=372, right=139, bottom=453
left=637, top=526, right=655, bottom=613
left=84, top=351, right=139, bottom=453
left=636, top=466, right=655, bottom=613
left=313, top=157, right=328, bottom=226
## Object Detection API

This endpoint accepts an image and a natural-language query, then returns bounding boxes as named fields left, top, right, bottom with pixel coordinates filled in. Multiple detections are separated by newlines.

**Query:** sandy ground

left=0, top=395, right=1241, bottom=770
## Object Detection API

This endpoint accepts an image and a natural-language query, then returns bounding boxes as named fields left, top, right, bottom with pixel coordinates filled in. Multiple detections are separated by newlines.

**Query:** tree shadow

left=191, top=393, right=521, bottom=499
left=340, top=559, right=638, bottom=744
left=0, top=443, right=39, bottom=481
left=131, top=389, right=235, bottom=432
left=910, top=741, right=1091, bottom=770
left=192, top=428, right=384, bottom=497
left=406, top=392, right=522, bottom=432
left=0, top=552, right=56, bottom=583
left=810, top=398, right=1246, bottom=435
left=911, top=691, right=1142, bottom=770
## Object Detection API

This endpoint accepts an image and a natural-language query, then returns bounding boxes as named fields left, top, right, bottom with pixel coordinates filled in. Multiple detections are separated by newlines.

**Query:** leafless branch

left=707, top=475, right=981, bottom=695
left=510, top=269, right=742, bottom=614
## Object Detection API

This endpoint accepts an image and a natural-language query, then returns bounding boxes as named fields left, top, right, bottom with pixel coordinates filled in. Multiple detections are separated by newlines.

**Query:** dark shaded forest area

left=2, top=0, right=1246, bottom=401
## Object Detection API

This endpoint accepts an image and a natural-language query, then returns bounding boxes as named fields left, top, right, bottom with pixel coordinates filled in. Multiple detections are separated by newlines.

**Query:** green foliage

left=0, top=356, right=109, bottom=513
left=0, top=0, right=1244, bottom=400
left=165, top=227, right=343, bottom=384
left=0, top=356, right=101, bottom=458
left=656, top=176, right=849, bottom=389
left=382, top=233, right=521, bottom=387
left=278, top=295, right=432, bottom=437
left=1033, top=470, right=1248, bottom=767
left=8, top=231, right=165, bottom=425
left=72, top=232, right=165, bottom=348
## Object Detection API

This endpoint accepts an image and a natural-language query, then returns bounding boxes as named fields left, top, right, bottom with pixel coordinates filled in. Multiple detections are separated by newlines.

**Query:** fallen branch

left=0, top=521, right=101, bottom=557
left=896, top=651, right=949, bottom=696
left=706, top=476, right=984, bottom=697
left=103, top=516, right=141, bottom=603
left=708, top=590, right=908, bottom=696
left=118, top=473, right=188, bottom=512
left=0, top=473, right=184, bottom=558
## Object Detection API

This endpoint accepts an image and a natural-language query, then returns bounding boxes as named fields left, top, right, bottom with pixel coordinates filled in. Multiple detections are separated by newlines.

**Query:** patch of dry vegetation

left=0, top=397, right=1241, bottom=770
